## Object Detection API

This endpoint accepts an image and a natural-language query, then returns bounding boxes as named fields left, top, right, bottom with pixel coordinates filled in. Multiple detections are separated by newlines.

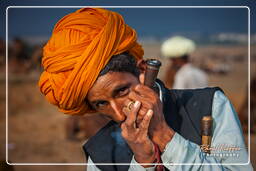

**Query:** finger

left=128, top=91, right=147, bottom=102
left=128, top=91, right=142, bottom=104
left=122, top=107, right=130, bottom=116
left=139, top=109, right=153, bottom=136
left=129, top=92, right=154, bottom=109
left=124, top=99, right=134, bottom=109
left=136, top=107, right=148, bottom=125
left=120, top=122, right=128, bottom=138
left=128, top=92, right=154, bottom=125
left=120, top=122, right=126, bottom=131
left=123, top=100, right=136, bottom=117
left=124, top=101, right=141, bottom=127
left=124, top=97, right=147, bottom=127
left=134, top=84, right=156, bottom=98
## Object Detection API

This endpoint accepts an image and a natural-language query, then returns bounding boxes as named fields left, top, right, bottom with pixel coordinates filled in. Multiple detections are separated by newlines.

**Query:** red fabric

left=154, top=143, right=164, bottom=171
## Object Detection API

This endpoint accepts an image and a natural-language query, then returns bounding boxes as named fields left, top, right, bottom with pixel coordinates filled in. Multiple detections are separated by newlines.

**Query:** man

left=38, top=8, right=253, bottom=170
left=161, top=36, right=208, bottom=89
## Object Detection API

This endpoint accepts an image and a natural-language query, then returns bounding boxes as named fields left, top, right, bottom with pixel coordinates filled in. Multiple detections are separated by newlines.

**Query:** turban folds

left=38, top=8, right=144, bottom=115
left=161, top=36, right=196, bottom=58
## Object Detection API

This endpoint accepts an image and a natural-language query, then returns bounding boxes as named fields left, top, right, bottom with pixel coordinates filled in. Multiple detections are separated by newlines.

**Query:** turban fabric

left=161, top=36, right=196, bottom=58
left=38, top=8, right=144, bottom=115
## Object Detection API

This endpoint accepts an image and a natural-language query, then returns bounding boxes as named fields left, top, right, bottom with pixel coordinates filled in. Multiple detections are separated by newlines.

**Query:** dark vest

left=83, top=81, right=222, bottom=171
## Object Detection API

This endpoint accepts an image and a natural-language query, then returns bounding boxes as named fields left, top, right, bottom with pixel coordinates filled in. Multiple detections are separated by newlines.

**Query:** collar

left=155, top=81, right=163, bottom=102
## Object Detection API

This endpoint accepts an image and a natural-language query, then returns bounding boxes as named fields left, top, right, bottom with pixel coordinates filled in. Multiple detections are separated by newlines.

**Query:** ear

left=137, top=59, right=146, bottom=84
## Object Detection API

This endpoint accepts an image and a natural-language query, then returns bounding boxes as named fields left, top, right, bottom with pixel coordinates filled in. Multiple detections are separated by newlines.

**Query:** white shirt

left=173, top=63, right=208, bottom=89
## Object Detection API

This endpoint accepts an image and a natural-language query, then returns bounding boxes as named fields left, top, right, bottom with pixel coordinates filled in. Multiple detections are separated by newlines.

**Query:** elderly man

left=161, top=36, right=208, bottom=89
left=39, top=8, right=252, bottom=171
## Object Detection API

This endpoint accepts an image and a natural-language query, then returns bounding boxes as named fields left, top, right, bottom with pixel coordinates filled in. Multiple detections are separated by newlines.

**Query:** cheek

left=96, top=106, right=113, bottom=116
left=97, top=98, right=127, bottom=121
left=96, top=108, right=119, bottom=122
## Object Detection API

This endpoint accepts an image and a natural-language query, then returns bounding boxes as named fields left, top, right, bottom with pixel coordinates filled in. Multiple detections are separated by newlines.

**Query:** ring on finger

left=127, top=101, right=135, bottom=111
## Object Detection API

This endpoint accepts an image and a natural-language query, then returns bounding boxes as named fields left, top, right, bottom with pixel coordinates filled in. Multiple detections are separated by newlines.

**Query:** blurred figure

left=203, top=59, right=231, bottom=75
left=161, top=36, right=208, bottom=89
left=30, top=44, right=44, bottom=72
left=8, top=38, right=30, bottom=73
left=0, top=160, right=14, bottom=171
left=239, top=74, right=256, bottom=133
left=65, top=114, right=110, bottom=141
left=0, top=39, right=5, bottom=72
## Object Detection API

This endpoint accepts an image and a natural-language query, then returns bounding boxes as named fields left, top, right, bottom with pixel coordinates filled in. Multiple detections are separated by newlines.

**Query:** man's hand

left=121, top=101, right=155, bottom=166
left=128, top=84, right=175, bottom=152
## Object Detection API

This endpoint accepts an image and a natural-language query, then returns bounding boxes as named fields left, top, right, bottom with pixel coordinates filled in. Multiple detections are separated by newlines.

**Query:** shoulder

left=212, top=89, right=228, bottom=102
left=170, top=87, right=223, bottom=101
left=211, top=89, right=238, bottom=121
left=169, top=87, right=224, bottom=118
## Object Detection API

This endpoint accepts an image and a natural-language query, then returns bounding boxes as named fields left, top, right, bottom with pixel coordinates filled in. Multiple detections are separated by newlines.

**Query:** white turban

left=161, top=36, right=196, bottom=58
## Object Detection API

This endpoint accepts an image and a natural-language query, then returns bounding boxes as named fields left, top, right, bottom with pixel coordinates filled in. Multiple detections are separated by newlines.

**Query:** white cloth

left=173, top=63, right=208, bottom=89
left=161, top=36, right=196, bottom=58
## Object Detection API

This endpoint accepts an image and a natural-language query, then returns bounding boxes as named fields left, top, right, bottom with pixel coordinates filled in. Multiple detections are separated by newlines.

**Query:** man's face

left=87, top=72, right=140, bottom=123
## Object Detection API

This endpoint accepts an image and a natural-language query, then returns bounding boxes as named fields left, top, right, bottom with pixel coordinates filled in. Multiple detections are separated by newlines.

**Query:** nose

left=109, top=100, right=126, bottom=122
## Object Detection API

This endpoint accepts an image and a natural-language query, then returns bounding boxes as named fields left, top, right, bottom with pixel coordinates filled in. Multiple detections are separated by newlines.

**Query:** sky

left=1, top=0, right=256, bottom=41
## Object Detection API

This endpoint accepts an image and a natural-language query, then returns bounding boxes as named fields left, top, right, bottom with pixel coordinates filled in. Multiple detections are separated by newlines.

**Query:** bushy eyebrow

left=111, top=83, right=131, bottom=97
left=90, top=83, right=131, bottom=106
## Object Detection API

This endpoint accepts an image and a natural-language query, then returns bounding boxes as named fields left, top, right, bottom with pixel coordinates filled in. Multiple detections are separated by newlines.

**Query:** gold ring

left=127, top=101, right=135, bottom=110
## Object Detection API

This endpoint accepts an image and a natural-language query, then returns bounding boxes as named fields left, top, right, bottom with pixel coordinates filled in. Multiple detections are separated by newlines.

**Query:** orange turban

left=38, top=8, right=144, bottom=115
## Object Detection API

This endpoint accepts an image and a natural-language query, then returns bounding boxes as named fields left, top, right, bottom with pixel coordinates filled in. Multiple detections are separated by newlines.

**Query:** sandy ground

left=0, top=45, right=255, bottom=171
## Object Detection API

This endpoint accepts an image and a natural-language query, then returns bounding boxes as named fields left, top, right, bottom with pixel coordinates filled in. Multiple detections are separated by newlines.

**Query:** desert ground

left=0, top=44, right=255, bottom=171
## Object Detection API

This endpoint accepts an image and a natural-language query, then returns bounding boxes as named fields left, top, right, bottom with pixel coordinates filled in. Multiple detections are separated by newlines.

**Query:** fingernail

left=134, top=101, right=141, bottom=107
left=147, top=109, right=153, bottom=116
left=135, top=85, right=140, bottom=90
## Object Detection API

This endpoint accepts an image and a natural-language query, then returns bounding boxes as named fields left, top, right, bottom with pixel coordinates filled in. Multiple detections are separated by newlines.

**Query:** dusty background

left=0, top=44, right=255, bottom=171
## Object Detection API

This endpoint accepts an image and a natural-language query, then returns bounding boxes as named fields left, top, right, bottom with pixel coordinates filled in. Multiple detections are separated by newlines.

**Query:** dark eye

left=95, top=101, right=108, bottom=108
left=117, top=86, right=129, bottom=97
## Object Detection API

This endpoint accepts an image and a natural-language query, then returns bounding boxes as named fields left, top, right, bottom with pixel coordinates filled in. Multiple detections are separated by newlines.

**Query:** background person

left=161, top=36, right=208, bottom=89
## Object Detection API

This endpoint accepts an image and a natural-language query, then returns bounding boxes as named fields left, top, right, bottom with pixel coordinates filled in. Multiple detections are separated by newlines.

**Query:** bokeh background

left=0, top=1, right=256, bottom=171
